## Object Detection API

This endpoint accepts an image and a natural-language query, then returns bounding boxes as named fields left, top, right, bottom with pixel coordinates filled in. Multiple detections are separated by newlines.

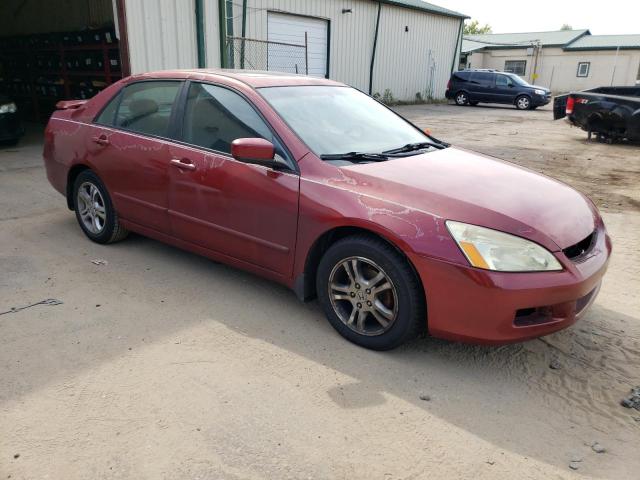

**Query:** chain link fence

left=225, top=36, right=308, bottom=75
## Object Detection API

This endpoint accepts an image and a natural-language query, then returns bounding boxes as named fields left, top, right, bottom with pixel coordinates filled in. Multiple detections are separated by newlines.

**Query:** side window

left=114, top=81, right=182, bottom=137
left=577, top=62, right=590, bottom=78
left=496, top=75, right=512, bottom=87
left=471, top=72, right=493, bottom=86
left=182, top=82, right=274, bottom=154
left=95, top=91, right=121, bottom=125
left=505, top=60, right=526, bottom=76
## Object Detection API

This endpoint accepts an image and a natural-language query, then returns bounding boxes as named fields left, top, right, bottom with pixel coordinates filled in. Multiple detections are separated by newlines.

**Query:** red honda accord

left=43, top=70, right=611, bottom=350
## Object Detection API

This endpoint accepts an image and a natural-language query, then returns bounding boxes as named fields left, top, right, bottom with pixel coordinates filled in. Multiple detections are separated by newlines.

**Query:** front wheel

left=73, top=170, right=129, bottom=244
left=316, top=235, right=425, bottom=350
left=516, top=95, right=532, bottom=110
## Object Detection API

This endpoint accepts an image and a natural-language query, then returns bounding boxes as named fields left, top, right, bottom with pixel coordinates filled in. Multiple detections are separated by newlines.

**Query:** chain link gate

left=225, top=36, right=308, bottom=75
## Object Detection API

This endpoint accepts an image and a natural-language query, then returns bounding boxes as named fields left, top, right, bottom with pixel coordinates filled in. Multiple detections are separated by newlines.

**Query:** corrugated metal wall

left=373, top=6, right=460, bottom=100
left=207, top=0, right=461, bottom=100
left=204, top=0, right=222, bottom=68
left=125, top=0, right=199, bottom=73
left=124, top=0, right=461, bottom=100
left=0, top=0, right=113, bottom=36
left=219, top=0, right=380, bottom=93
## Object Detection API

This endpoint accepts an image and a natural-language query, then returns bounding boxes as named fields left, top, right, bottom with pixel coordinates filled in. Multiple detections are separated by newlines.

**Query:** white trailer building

left=461, top=30, right=640, bottom=93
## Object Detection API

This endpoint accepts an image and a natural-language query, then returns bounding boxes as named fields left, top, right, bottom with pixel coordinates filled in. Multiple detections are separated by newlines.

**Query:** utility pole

left=611, top=45, right=620, bottom=86
left=531, top=40, right=541, bottom=84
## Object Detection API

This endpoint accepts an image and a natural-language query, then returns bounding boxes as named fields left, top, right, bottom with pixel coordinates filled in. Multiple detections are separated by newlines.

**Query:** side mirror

left=231, top=138, right=282, bottom=168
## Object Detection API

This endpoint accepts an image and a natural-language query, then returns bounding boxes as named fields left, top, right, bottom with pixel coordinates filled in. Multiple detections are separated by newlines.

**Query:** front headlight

left=446, top=221, right=562, bottom=272
left=0, top=102, right=17, bottom=114
left=534, top=89, right=546, bottom=96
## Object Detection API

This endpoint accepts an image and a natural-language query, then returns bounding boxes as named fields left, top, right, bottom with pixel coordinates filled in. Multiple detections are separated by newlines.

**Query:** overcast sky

left=442, top=0, right=639, bottom=35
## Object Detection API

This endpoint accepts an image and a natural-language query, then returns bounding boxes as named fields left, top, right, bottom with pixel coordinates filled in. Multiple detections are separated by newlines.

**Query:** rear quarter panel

left=43, top=80, right=126, bottom=198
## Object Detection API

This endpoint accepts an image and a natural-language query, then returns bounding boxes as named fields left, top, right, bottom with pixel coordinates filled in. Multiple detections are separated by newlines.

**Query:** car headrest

left=128, top=98, right=159, bottom=117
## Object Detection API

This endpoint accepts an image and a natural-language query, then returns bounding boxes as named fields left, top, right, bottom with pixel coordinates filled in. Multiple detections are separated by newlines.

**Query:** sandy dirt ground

left=1, top=104, right=639, bottom=479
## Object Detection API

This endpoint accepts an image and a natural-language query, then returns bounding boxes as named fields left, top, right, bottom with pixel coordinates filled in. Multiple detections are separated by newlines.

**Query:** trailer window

left=504, top=60, right=526, bottom=76
left=577, top=62, right=590, bottom=78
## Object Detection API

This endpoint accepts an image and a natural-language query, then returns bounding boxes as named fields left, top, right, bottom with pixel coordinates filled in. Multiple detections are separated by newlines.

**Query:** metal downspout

left=241, top=0, right=247, bottom=68
left=218, top=0, right=227, bottom=67
left=450, top=19, right=463, bottom=74
left=368, top=1, right=382, bottom=95
left=195, top=0, right=205, bottom=68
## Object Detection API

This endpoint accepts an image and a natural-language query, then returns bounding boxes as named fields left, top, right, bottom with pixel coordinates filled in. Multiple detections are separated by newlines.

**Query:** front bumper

left=412, top=224, right=611, bottom=344
left=0, top=111, right=24, bottom=141
left=533, top=94, right=551, bottom=107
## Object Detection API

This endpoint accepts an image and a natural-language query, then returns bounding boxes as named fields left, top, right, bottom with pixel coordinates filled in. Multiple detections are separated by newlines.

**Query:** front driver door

left=494, top=74, right=517, bottom=104
left=167, top=82, right=300, bottom=277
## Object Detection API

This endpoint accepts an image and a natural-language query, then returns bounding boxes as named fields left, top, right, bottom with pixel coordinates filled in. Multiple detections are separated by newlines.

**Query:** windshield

left=258, top=86, right=428, bottom=157
left=508, top=74, right=530, bottom=86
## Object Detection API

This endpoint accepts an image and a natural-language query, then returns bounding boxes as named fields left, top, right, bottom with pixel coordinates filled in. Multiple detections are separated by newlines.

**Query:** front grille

left=576, top=287, right=598, bottom=314
left=563, top=231, right=596, bottom=261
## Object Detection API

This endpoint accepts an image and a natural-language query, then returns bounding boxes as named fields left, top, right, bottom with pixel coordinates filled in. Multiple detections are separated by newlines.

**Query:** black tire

left=515, top=95, right=532, bottom=110
left=0, top=138, right=19, bottom=147
left=454, top=91, right=469, bottom=106
left=469, top=101, right=479, bottom=106
left=72, top=170, right=129, bottom=244
left=316, top=234, right=425, bottom=350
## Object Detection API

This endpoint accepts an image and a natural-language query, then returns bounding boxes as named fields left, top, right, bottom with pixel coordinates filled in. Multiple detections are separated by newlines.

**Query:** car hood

left=530, top=85, right=550, bottom=92
left=337, top=147, right=596, bottom=251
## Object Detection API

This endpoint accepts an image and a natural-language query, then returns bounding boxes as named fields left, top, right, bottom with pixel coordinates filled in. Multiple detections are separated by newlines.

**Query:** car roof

left=128, top=69, right=346, bottom=89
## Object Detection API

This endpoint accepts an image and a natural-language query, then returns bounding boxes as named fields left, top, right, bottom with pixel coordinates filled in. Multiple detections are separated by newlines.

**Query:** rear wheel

left=316, top=235, right=425, bottom=350
left=455, top=91, right=469, bottom=106
left=0, top=138, right=19, bottom=147
left=516, top=95, right=532, bottom=110
left=73, top=170, right=129, bottom=244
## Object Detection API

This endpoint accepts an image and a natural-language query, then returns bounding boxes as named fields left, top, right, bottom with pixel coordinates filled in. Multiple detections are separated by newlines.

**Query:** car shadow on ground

left=3, top=217, right=639, bottom=473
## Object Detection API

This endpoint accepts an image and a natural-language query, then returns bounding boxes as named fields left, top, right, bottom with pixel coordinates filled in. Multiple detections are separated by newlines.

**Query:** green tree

left=464, top=20, right=492, bottom=35
left=560, top=24, right=573, bottom=30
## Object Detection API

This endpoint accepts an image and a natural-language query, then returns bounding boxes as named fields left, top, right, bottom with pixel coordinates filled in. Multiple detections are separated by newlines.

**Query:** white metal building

left=462, top=30, right=640, bottom=93
left=127, top=0, right=466, bottom=101
left=0, top=0, right=467, bottom=117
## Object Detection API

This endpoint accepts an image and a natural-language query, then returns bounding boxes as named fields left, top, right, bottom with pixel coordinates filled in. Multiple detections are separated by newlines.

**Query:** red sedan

left=43, top=70, right=611, bottom=350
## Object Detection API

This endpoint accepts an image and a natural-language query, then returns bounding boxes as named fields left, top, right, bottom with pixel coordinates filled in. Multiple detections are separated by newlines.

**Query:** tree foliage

left=464, top=20, right=492, bottom=35
left=560, top=24, right=573, bottom=30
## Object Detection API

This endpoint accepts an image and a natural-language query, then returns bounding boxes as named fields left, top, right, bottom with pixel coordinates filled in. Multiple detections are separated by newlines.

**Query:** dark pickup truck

left=554, top=86, right=640, bottom=143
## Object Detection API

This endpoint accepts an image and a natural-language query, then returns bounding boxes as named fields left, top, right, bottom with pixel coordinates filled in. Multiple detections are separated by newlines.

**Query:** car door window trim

left=176, top=80, right=299, bottom=174
left=92, top=78, right=184, bottom=142
left=58, top=117, right=300, bottom=179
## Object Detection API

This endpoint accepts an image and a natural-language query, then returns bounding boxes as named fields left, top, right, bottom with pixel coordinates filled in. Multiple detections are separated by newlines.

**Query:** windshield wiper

left=320, top=152, right=388, bottom=162
left=382, top=142, right=440, bottom=155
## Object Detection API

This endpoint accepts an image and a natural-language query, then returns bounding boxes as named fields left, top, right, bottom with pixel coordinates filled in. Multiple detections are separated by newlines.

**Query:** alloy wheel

left=456, top=93, right=468, bottom=105
left=76, top=181, right=107, bottom=234
left=517, top=96, right=531, bottom=109
left=328, top=256, right=398, bottom=336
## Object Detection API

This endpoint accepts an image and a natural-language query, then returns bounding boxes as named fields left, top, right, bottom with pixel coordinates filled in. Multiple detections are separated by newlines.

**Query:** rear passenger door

left=468, top=72, right=497, bottom=103
left=92, top=80, right=183, bottom=233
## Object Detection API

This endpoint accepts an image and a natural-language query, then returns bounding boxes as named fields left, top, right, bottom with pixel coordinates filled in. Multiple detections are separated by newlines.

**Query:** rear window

left=95, top=80, right=182, bottom=138
left=453, top=71, right=471, bottom=82
left=115, top=81, right=182, bottom=137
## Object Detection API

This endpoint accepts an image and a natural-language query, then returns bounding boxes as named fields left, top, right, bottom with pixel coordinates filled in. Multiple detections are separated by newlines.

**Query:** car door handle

left=92, top=134, right=110, bottom=146
left=171, top=158, right=196, bottom=171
